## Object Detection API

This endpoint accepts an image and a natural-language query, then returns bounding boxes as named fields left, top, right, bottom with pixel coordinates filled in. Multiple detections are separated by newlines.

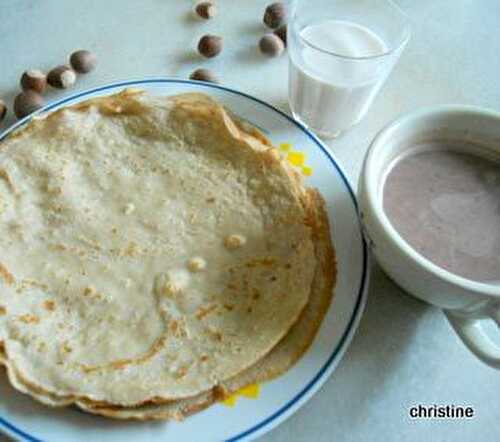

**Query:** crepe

left=1, top=188, right=336, bottom=419
left=0, top=91, right=334, bottom=414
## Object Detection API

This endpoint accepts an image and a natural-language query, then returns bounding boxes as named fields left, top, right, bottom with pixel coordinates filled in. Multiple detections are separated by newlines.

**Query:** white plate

left=0, top=79, right=369, bottom=442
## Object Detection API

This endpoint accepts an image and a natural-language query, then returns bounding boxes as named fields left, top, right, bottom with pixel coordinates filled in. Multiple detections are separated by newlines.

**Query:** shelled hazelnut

left=0, top=100, right=7, bottom=122
left=274, top=24, right=287, bottom=46
left=190, top=68, right=219, bottom=83
left=14, top=91, right=44, bottom=119
left=198, top=34, right=223, bottom=58
left=47, top=65, right=76, bottom=89
left=20, top=70, right=47, bottom=94
left=195, top=2, right=217, bottom=20
left=70, top=50, right=97, bottom=74
left=259, top=33, right=285, bottom=57
left=263, top=2, right=286, bottom=29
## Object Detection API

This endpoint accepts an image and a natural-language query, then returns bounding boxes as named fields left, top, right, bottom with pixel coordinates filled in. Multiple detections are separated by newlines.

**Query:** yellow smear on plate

left=279, top=143, right=314, bottom=176
left=222, top=383, right=261, bottom=407
left=302, top=166, right=313, bottom=176
left=287, top=151, right=305, bottom=167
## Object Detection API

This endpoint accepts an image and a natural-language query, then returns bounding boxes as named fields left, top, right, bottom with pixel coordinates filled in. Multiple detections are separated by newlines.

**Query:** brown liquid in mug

left=383, top=144, right=500, bottom=282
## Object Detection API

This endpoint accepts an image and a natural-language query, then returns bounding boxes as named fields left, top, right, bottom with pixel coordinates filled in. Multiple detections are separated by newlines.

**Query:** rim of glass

left=293, top=0, right=411, bottom=61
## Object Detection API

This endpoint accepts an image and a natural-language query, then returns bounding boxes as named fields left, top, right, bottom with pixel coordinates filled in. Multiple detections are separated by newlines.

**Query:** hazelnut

left=274, top=24, right=287, bottom=46
left=20, top=70, right=47, bottom=93
left=0, top=100, right=6, bottom=122
left=189, top=68, right=219, bottom=83
left=259, top=34, right=285, bottom=57
left=195, top=2, right=217, bottom=20
left=198, top=34, right=223, bottom=58
left=13, top=91, right=44, bottom=119
left=263, top=2, right=286, bottom=29
left=70, top=50, right=97, bottom=74
left=47, top=65, right=76, bottom=89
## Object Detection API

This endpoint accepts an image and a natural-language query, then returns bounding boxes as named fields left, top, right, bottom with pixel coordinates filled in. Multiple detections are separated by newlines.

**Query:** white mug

left=358, top=105, right=500, bottom=368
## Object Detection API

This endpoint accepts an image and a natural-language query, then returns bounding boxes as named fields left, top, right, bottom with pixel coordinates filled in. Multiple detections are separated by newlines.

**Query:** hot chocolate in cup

left=359, top=105, right=500, bottom=368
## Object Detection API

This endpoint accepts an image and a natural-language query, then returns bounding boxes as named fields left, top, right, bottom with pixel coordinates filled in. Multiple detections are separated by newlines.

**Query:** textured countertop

left=0, top=1, right=499, bottom=441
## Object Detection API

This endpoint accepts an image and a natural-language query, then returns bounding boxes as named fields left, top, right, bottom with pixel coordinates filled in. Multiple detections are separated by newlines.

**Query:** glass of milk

left=288, top=0, right=411, bottom=138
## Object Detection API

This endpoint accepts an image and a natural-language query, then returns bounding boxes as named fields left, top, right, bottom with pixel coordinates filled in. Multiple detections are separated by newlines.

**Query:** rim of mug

left=291, top=0, right=412, bottom=61
left=363, top=104, right=500, bottom=297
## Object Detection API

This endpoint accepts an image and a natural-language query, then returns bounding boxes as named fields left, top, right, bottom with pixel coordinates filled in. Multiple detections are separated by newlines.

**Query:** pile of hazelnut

left=190, top=1, right=288, bottom=83
left=0, top=50, right=97, bottom=123
left=0, top=3, right=288, bottom=122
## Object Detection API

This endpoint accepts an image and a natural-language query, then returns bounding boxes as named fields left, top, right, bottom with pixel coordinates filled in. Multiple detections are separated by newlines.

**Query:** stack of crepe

left=0, top=91, right=336, bottom=420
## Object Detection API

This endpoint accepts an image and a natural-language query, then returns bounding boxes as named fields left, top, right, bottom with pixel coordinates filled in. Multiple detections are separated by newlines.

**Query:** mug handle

left=445, top=303, right=500, bottom=369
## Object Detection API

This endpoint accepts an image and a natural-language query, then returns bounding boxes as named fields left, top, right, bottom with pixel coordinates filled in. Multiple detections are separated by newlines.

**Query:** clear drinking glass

left=288, top=0, right=411, bottom=139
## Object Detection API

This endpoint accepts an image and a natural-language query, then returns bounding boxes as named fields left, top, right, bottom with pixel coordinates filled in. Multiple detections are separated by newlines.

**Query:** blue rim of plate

left=0, top=79, right=370, bottom=442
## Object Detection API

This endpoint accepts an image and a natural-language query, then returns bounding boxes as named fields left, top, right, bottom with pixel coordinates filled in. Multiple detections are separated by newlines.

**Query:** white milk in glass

left=289, top=19, right=391, bottom=137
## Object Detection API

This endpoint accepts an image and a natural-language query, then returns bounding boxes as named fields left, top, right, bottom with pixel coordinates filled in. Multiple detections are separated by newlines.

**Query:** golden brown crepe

left=0, top=91, right=336, bottom=418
